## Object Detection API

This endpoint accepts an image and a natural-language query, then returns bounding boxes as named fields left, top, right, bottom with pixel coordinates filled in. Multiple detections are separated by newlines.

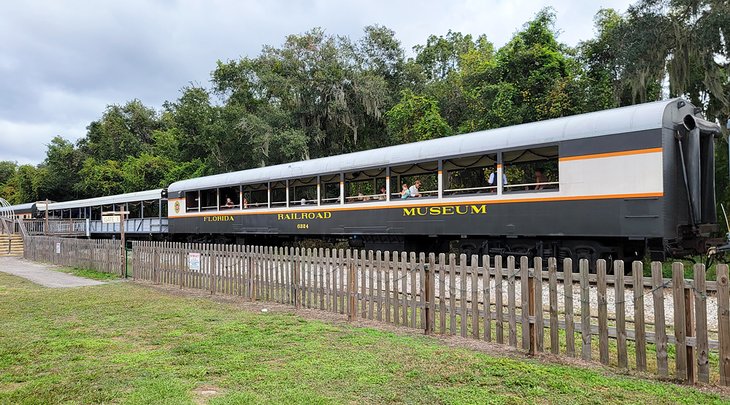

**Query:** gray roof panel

left=142, top=100, right=685, bottom=193
left=0, top=202, right=34, bottom=214
left=39, top=189, right=164, bottom=210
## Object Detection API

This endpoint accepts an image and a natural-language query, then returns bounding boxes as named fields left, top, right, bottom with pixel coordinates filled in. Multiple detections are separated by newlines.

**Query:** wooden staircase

left=0, top=234, right=23, bottom=257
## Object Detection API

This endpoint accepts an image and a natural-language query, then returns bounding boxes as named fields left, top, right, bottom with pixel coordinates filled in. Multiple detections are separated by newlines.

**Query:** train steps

left=0, top=234, right=23, bottom=257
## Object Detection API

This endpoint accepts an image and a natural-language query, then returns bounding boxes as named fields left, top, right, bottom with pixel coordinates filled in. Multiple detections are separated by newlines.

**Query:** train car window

left=344, top=168, right=386, bottom=203
left=128, top=202, right=141, bottom=219
left=391, top=161, right=438, bottom=199
left=185, top=191, right=199, bottom=212
left=160, top=201, right=168, bottom=217
left=143, top=200, right=160, bottom=218
left=289, top=177, right=317, bottom=205
left=219, top=186, right=240, bottom=209
left=503, top=146, right=559, bottom=193
left=200, top=189, right=218, bottom=211
left=91, top=206, right=101, bottom=220
left=243, top=183, right=267, bottom=209
left=271, top=181, right=287, bottom=207
left=320, top=174, right=340, bottom=205
left=443, top=153, right=497, bottom=196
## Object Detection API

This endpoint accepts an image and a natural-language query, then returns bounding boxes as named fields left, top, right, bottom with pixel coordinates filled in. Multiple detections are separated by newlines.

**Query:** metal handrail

left=0, top=198, right=16, bottom=235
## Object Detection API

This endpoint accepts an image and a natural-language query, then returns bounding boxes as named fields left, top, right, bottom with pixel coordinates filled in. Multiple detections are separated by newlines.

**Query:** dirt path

left=0, top=257, right=105, bottom=288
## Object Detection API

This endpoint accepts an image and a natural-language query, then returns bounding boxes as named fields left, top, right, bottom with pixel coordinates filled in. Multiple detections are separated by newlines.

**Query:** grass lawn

left=0, top=272, right=728, bottom=404
left=56, top=267, right=120, bottom=281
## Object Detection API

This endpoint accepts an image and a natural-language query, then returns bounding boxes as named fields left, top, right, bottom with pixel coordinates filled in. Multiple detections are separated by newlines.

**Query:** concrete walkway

left=0, top=257, right=106, bottom=288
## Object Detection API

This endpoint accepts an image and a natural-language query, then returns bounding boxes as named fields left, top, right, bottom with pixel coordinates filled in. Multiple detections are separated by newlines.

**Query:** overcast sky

left=0, top=0, right=635, bottom=165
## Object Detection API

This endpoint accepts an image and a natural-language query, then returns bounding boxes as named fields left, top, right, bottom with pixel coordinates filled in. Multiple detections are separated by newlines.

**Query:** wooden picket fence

left=24, top=236, right=123, bottom=276
left=130, top=240, right=730, bottom=386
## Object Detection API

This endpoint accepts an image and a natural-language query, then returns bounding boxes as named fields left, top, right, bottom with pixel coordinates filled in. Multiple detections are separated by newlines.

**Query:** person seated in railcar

left=377, top=186, right=387, bottom=200
left=408, top=180, right=422, bottom=198
left=400, top=183, right=410, bottom=199
left=534, top=168, right=547, bottom=190
left=223, top=197, right=235, bottom=208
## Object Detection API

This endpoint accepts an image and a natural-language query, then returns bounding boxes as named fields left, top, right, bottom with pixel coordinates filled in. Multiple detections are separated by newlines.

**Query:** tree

left=386, top=90, right=452, bottom=143
left=3, top=165, right=41, bottom=204
left=35, top=136, right=83, bottom=201
left=213, top=27, right=394, bottom=159
left=0, top=161, right=17, bottom=195
left=74, top=158, right=125, bottom=197
left=121, top=153, right=176, bottom=192
left=79, top=100, right=162, bottom=162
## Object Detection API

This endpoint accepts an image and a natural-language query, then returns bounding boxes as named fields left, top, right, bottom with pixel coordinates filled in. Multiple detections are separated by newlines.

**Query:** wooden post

left=564, top=258, right=575, bottom=357
left=424, top=257, right=432, bottom=335
left=520, top=256, right=529, bottom=350
left=548, top=258, right=559, bottom=355
left=507, top=256, right=517, bottom=347
left=685, top=279, right=696, bottom=384
left=44, top=199, right=49, bottom=236
left=615, top=260, right=627, bottom=369
left=597, top=259, right=609, bottom=365
left=578, top=259, right=592, bottom=361
left=348, top=249, right=356, bottom=321
left=120, top=209, right=126, bottom=278
left=652, top=261, right=669, bottom=377
left=717, top=264, right=730, bottom=386
left=495, top=256, right=504, bottom=344
left=633, top=261, right=647, bottom=372
left=528, top=265, right=537, bottom=356
left=672, top=263, right=688, bottom=382
left=694, top=263, right=709, bottom=383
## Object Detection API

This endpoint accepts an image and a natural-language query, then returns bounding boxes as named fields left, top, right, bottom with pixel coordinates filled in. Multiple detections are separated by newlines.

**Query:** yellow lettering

left=442, top=206, right=454, bottom=215
left=470, top=205, right=487, bottom=214
left=276, top=211, right=333, bottom=220
left=416, top=208, right=428, bottom=216
left=429, top=207, right=441, bottom=215
left=403, top=208, right=416, bottom=216
left=456, top=205, right=468, bottom=215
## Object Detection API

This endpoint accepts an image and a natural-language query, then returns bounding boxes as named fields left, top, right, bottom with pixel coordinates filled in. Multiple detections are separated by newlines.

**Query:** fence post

left=424, top=259, right=432, bottom=335
left=528, top=265, right=537, bottom=356
left=685, top=274, right=696, bottom=384
left=597, top=259, right=609, bottom=365
left=210, top=245, right=216, bottom=295
left=348, top=249, right=355, bottom=322
left=153, top=243, right=159, bottom=284
left=652, top=261, right=669, bottom=377
left=694, top=263, right=709, bottom=383
left=291, top=248, right=298, bottom=307
left=717, top=264, right=730, bottom=386
left=672, top=262, right=688, bottom=382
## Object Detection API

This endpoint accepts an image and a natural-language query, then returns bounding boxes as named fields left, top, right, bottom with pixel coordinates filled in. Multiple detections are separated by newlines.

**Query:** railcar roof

left=0, top=202, right=34, bottom=213
left=38, top=189, right=164, bottom=211
left=166, top=99, right=685, bottom=193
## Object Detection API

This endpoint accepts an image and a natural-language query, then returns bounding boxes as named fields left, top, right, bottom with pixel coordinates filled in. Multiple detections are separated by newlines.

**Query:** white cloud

left=0, top=119, right=86, bottom=164
left=0, top=0, right=635, bottom=164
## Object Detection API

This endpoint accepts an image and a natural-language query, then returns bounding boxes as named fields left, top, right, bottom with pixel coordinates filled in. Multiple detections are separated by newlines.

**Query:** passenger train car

left=1, top=99, right=722, bottom=262
left=166, top=98, right=723, bottom=262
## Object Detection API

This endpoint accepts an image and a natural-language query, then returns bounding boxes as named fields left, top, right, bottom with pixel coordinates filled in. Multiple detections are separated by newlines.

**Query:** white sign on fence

left=188, top=252, right=201, bottom=271
left=55, top=242, right=61, bottom=254
left=101, top=215, right=121, bottom=224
